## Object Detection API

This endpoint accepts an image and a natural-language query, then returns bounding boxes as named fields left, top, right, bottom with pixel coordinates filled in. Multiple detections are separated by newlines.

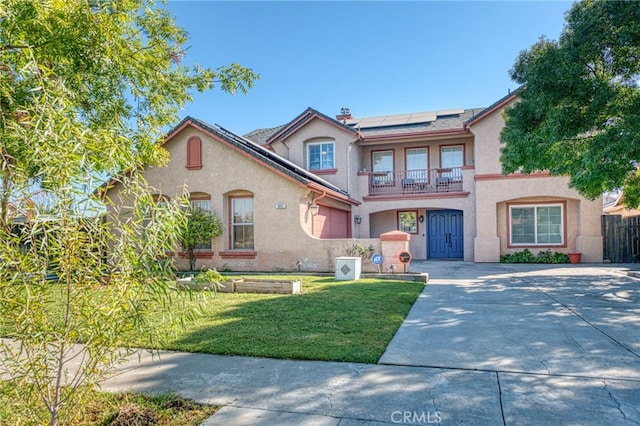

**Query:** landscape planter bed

left=176, top=277, right=301, bottom=294
left=229, top=278, right=301, bottom=294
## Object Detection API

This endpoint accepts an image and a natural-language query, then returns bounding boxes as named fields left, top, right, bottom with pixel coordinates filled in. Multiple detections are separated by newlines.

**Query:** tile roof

left=244, top=125, right=285, bottom=146
left=171, top=116, right=353, bottom=200
left=244, top=107, right=489, bottom=143
left=244, top=90, right=526, bottom=144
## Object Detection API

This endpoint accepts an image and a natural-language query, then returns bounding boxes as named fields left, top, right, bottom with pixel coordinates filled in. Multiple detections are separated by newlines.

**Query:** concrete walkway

left=99, top=262, right=640, bottom=425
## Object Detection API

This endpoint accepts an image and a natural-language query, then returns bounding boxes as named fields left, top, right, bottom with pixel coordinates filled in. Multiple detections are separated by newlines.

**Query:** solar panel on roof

left=346, top=109, right=465, bottom=129
left=437, top=108, right=465, bottom=116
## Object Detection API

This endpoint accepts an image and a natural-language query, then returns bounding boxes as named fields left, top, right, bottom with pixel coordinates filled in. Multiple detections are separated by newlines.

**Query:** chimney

left=336, top=107, right=352, bottom=123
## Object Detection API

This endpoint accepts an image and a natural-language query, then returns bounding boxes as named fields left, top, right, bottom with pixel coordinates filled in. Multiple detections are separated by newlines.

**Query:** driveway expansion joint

left=495, top=372, right=507, bottom=426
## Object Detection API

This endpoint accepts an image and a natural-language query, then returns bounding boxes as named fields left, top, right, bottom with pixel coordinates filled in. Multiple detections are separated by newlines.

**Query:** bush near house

left=181, top=208, right=223, bottom=271
left=500, top=249, right=570, bottom=264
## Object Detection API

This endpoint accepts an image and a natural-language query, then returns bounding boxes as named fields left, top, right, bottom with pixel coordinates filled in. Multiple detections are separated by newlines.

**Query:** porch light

left=354, top=215, right=362, bottom=224
left=308, top=203, right=320, bottom=216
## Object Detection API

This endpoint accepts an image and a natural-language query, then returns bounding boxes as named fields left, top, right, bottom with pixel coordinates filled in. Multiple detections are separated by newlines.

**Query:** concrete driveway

left=380, top=262, right=640, bottom=424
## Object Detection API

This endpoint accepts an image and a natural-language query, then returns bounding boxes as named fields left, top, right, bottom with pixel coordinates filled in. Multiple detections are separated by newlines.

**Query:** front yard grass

left=140, top=275, right=424, bottom=364
left=0, top=276, right=422, bottom=424
left=0, top=381, right=217, bottom=425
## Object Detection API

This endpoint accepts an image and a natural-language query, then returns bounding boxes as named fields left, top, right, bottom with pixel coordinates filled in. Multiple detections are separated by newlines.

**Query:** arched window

left=186, top=136, right=202, bottom=169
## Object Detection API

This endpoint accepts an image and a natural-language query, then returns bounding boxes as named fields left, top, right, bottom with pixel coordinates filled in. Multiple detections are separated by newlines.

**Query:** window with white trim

left=510, top=204, right=563, bottom=245
left=231, top=197, right=254, bottom=249
left=307, top=141, right=335, bottom=171
left=190, top=198, right=212, bottom=250
left=440, top=146, right=463, bottom=169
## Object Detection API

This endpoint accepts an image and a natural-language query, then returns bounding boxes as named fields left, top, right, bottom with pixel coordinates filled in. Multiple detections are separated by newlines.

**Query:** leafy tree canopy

left=0, top=1, right=258, bottom=424
left=500, top=0, right=640, bottom=207
left=0, top=0, right=258, bottom=224
left=181, top=206, right=223, bottom=271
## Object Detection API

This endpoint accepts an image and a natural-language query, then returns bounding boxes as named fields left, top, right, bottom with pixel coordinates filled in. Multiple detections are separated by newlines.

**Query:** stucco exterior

left=104, top=91, right=604, bottom=271
left=469, top=98, right=603, bottom=263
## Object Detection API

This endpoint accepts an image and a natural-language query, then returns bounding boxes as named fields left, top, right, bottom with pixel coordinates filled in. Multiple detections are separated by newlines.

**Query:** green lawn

left=0, top=381, right=217, bottom=426
left=0, top=276, right=422, bottom=424
left=139, top=276, right=424, bottom=364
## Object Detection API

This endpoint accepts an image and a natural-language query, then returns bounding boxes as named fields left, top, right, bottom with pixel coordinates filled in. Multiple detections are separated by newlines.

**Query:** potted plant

left=568, top=253, right=582, bottom=264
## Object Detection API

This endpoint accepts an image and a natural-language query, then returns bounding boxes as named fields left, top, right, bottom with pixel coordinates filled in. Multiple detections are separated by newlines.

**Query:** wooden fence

left=602, top=215, right=640, bottom=263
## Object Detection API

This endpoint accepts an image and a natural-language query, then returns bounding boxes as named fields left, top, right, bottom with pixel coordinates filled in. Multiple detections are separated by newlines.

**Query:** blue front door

left=428, top=210, right=464, bottom=259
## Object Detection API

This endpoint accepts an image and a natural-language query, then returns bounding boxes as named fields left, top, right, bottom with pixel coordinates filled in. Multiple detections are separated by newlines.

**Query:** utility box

left=335, top=257, right=362, bottom=280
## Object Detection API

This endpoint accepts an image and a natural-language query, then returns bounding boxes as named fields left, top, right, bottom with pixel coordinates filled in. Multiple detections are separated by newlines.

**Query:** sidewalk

left=98, top=262, right=640, bottom=425
left=102, top=351, right=499, bottom=425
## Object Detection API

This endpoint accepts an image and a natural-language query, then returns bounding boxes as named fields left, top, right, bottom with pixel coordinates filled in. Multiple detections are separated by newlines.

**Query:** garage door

left=313, top=206, right=350, bottom=238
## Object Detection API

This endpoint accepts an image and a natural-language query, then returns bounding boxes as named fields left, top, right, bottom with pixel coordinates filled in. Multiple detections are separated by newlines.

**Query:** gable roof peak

left=465, top=86, right=524, bottom=127
left=265, top=107, right=357, bottom=146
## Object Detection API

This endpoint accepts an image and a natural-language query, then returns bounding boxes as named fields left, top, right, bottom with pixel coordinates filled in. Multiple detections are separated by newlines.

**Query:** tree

left=500, top=0, right=640, bottom=207
left=181, top=207, right=223, bottom=271
left=0, top=1, right=258, bottom=425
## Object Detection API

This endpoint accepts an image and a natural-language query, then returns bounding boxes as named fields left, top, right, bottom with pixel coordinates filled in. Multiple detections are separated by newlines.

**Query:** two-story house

left=103, top=90, right=603, bottom=271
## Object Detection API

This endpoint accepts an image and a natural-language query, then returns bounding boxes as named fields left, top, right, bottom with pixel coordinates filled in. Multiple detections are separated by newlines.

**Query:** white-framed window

left=307, top=141, right=335, bottom=171
left=231, top=197, right=254, bottom=249
left=509, top=204, right=564, bottom=245
left=440, top=145, right=463, bottom=168
left=190, top=198, right=212, bottom=250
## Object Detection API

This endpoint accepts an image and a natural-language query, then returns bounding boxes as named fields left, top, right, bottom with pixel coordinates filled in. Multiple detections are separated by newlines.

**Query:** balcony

left=365, top=167, right=463, bottom=197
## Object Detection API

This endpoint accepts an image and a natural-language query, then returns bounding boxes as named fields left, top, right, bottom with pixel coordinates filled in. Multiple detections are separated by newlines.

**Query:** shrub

left=194, top=269, right=227, bottom=285
left=500, top=249, right=570, bottom=264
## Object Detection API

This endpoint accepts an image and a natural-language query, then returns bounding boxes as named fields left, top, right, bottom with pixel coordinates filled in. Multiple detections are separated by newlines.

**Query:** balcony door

left=405, top=148, right=428, bottom=183
left=372, top=150, right=394, bottom=186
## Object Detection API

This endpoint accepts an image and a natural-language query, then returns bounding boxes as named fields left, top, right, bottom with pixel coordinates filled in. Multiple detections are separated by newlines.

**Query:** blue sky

left=167, top=1, right=573, bottom=135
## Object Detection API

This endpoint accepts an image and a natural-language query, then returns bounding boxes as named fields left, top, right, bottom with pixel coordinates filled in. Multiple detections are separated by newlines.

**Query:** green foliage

left=500, top=0, right=640, bottom=207
left=182, top=268, right=228, bottom=291
left=0, top=1, right=257, bottom=425
left=181, top=207, right=223, bottom=270
left=0, top=0, right=258, bottom=226
left=0, top=381, right=218, bottom=426
left=338, top=242, right=376, bottom=261
left=194, top=269, right=226, bottom=285
left=500, top=249, right=570, bottom=264
left=0, top=177, right=189, bottom=426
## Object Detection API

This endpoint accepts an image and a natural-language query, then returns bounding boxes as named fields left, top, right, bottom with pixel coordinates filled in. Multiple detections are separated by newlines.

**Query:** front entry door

left=428, top=210, right=464, bottom=259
